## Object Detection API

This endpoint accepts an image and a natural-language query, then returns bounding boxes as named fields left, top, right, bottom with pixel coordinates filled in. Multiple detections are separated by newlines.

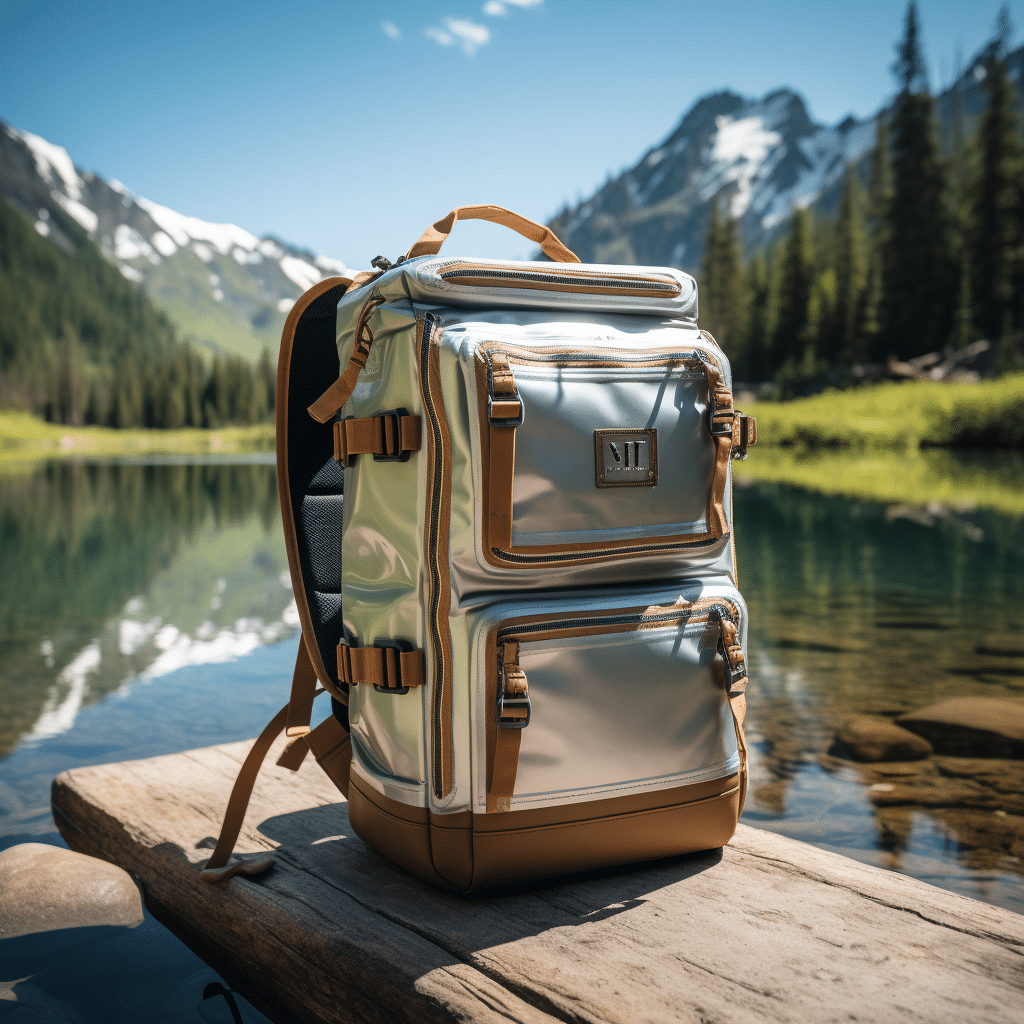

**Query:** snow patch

left=28, top=640, right=101, bottom=741
left=213, top=288, right=224, bottom=301
left=258, top=238, right=285, bottom=259
left=17, top=129, right=84, bottom=200
left=114, top=223, right=156, bottom=262
left=34, top=220, right=50, bottom=237
left=280, top=255, right=321, bottom=290
left=137, top=196, right=260, bottom=254
left=151, top=231, right=177, bottom=256
left=119, top=617, right=161, bottom=656
left=277, top=298, right=295, bottom=313
left=233, top=247, right=262, bottom=265
left=52, top=192, right=98, bottom=233
left=120, top=264, right=144, bottom=282
left=315, top=255, right=356, bottom=276
left=192, top=242, right=213, bottom=262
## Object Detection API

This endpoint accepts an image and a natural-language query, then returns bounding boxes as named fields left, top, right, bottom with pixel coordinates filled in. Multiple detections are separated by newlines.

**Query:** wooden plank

left=52, top=739, right=1024, bottom=1024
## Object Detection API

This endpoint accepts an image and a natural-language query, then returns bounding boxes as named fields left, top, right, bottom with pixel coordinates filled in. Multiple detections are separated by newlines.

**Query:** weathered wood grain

left=52, top=740, right=1024, bottom=1024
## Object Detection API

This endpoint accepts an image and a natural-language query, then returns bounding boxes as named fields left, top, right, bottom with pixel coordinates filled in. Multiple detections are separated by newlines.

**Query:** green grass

left=0, top=410, right=274, bottom=463
left=734, top=448, right=1024, bottom=517
left=746, top=374, right=1024, bottom=451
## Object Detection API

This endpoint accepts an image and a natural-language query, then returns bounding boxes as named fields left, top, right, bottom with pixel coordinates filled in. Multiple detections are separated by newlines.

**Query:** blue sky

left=1, top=0, right=1018, bottom=266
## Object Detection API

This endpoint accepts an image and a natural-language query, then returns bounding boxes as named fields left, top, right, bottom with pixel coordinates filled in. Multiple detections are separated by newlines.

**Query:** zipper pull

left=497, top=640, right=531, bottom=728
left=712, top=612, right=748, bottom=697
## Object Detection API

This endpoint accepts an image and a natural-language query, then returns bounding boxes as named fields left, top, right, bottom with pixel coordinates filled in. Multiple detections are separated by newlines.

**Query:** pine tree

left=863, top=114, right=891, bottom=357
left=771, top=206, right=814, bottom=370
left=700, top=198, right=745, bottom=357
left=970, top=5, right=1024, bottom=342
left=743, top=251, right=772, bottom=380
left=882, top=1, right=955, bottom=358
left=833, top=166, right=869, bottom=364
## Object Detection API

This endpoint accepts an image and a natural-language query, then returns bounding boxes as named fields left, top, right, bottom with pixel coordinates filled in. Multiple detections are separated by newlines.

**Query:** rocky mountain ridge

left=0, top=120, right=354, bottom=361
left=549, top=43, right=1024, bottom=274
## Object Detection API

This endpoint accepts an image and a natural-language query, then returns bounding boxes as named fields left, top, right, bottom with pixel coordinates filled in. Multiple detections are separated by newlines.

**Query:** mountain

left=549, top=44, right=1024, bottom=274
left=0, top=120, right=354, bottom=361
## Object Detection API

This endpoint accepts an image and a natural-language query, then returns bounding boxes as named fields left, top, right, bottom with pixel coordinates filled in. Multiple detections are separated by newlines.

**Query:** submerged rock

left=834, top=715, right=933, bottom=762
left=897, top=697, right=1024, bottom=759
left=0, top=843, right=143, bottom=952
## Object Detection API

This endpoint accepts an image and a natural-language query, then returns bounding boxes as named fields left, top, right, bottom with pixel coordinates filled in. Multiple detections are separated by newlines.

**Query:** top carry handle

left=404, top=204, right=581, bottom=263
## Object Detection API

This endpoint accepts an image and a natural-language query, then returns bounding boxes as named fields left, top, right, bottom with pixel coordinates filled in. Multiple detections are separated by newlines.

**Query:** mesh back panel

left=285, top=283, right=348, bottom=690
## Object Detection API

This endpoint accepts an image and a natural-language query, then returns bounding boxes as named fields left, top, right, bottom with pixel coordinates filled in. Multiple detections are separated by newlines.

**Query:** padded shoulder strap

left=277, top=276, right=352, bottom=703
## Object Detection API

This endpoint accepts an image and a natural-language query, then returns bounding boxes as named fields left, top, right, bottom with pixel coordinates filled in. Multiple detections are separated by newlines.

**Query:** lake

left=0, top=456, right=1021, bottom=1020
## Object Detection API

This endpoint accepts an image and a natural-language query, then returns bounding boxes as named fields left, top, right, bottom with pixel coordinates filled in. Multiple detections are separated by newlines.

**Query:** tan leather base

left=347, top=772, right=742, bottom=894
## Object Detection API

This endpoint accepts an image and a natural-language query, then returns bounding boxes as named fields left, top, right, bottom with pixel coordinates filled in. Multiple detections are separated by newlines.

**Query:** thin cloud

left=424, top=17, right=491, bottom=56
left=424, top=25, right=454, bottom=47
left=483, top=1, right=507, bottom=14
left=503, top=0, right=544, bottom=6
left=381, top=20, right=401, bottom=41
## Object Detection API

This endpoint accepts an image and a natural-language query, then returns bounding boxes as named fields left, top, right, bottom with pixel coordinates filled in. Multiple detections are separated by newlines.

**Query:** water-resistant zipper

left=495, top=599, right=741, bottom=678
left=439, top=267, right=681, bottom=295
left=491, top=534, right=725, bottom=564
left=420, top=313, right=448, bottom=799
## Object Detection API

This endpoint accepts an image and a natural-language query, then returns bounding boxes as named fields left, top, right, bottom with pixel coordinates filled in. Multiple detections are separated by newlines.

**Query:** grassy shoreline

left=0, top=411, right=274, bottom=462
left=3, top=376, right=1022, bottom=514
left=745, top=374, right=1024, bottom=450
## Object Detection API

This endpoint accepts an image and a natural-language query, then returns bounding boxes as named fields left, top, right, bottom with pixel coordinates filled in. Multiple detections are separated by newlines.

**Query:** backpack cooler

left=201, top=205, right=757, bottom=892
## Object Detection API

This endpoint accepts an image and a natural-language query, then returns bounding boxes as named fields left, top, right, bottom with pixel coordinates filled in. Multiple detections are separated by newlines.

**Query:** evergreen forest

left=0, top=197, right=275, bottom=428
left=700, top=3, right=1024, bottom=395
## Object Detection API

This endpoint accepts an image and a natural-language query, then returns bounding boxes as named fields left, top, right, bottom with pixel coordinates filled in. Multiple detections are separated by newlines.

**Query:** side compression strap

left=200, top=636, right=337, bottom=884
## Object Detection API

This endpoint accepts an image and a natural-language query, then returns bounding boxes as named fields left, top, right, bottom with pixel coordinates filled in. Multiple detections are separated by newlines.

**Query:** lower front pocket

left=468, top=581, right=749, bottom=817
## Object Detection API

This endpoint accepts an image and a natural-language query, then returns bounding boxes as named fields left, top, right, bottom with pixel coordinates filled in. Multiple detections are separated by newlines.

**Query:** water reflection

left=0, top=459, right=295, bottom=759
left=0, top=459, right=1021, bottom=916
left=735, top=479, right=1024, bottom=911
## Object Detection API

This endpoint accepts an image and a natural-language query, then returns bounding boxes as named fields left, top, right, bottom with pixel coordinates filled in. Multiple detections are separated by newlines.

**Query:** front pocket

left=474, top=343, right=742, bottom=571
left=472, top=586, right=749, bottom=814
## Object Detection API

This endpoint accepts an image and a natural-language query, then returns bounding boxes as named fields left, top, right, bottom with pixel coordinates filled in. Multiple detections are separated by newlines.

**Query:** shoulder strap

left=202, top=275, right=358, bottom=882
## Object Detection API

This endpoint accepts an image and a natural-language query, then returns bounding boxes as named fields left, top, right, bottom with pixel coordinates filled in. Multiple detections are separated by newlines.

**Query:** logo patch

left=594, top=428, right=658, bottom=487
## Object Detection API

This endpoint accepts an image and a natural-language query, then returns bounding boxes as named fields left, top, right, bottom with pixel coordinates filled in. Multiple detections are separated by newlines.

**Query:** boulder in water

left=897, top=698, right=1024, bottom=759
left=834, top=716, right=934, bottom=762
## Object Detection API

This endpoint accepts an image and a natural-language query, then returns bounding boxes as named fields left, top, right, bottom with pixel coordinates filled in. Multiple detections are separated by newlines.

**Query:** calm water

left=0, top=457, right=1021, bottom=1020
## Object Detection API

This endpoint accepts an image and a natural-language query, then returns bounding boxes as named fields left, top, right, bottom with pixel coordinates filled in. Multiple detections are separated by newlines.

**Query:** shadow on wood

left=52, top=737, right=1024, bottom=1024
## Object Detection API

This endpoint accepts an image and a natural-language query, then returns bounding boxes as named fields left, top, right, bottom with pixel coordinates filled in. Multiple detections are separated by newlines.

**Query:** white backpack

left=203, top=206, right=756, bottom=891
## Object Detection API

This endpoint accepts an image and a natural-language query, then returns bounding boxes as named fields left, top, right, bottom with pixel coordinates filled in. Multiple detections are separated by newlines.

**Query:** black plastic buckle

left=487, top=392, right=525, bottom=427
left=373, top=637, right=412, bottom=694
left=372, top=408, right=412, bottom=463
left=710, top=409, right=735, bottom=438
left=496, top=690, right=531, bottom=729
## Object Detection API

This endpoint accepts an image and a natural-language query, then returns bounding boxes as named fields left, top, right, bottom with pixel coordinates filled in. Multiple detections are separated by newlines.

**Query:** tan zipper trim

left=436, top=262, right=682, bottom=299
left=420, top=317, right=455, bottom=799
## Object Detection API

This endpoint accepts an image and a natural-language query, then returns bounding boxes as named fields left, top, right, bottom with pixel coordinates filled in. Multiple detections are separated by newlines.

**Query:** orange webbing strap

left=333, top=413, right=421, bottom=465
left=404, top=204, right=581, bottom=264
left=705, top=365, right=735, bottom=538
left=337, top=642, right=426, bottom=691
left=718, top=616, right=749, bottom=810
left=285, top=636, right=321, bottom=739
left=201, top=639, right=327, bottom=883
left=307, top=293, right=386, bottom=424
left=486, top=353, right=521, bottom=551
left=199, top=702, right=290, bottom=882
left=487, top=642, right=530, bottom=813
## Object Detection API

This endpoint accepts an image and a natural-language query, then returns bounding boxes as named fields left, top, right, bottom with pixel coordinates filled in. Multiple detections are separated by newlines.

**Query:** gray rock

left=897, top=698, right=1024, bottom=759
left=835, top=716, right=934, bottom=762
left=0, top=843, right=143, bottom=943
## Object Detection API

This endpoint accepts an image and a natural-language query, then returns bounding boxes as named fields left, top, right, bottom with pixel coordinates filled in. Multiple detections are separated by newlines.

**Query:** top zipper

left=438, top=267, right=681, bottom=296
